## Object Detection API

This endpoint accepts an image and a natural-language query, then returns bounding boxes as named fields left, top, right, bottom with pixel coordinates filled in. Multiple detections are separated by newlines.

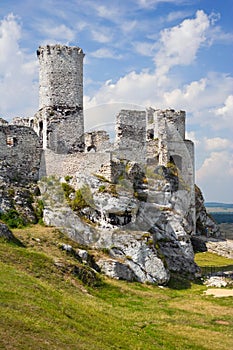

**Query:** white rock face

left=95, top=230, right=169, bottom=284
left=39, top=171, right=200, bottom=284
left=204, top=277, right=228, bottom=288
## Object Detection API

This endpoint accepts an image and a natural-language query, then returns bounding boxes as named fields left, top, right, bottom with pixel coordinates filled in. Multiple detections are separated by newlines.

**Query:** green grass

left=0, top=225, right=233, bottom=350
left=195, top=252, right=233, bottom=274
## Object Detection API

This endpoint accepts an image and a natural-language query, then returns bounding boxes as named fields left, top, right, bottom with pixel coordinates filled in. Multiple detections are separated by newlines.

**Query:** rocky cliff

left=37, top=161, right=217, bottom=284
left=0, top=161, right=221, bottom=285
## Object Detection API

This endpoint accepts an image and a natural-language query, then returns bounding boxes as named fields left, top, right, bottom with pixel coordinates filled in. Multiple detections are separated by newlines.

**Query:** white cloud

left=90, top=48, right=122, bottom=59
left=204, top=137, right=232, bottom=151
left=0, top=14, right=38, bottom=120
left=154, top=10, right=210, bottom=75
left=196, top=151, right=233, bottom=202
left=91, top=29, right=112, bottom=43
left=186, top=131, right=200, bottom=147
left=0, top=13, right=21, bottom=70
left=215, top=95, right=233, bottom=119
left=165, top=10, right=191, bottom=23
left=137, top=0, right=185, bottom=9
left=39, top=23, right=76, bottom=43
left=94, top=4, right=120, bottom=20
left=121, top=20, right=137, bottom=33
left=162, top=74, right=233, bottom=129
left=133, top=41, right=157, bottom=56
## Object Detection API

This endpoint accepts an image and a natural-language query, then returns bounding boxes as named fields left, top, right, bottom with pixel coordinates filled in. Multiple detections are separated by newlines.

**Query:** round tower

left=35, top=45, right=85, bottom=153
left=37, top=44, right=84, bottom=110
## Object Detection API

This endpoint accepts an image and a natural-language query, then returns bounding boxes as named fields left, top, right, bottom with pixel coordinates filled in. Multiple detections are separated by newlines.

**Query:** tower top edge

left=37, top=44, right=84, bottom=57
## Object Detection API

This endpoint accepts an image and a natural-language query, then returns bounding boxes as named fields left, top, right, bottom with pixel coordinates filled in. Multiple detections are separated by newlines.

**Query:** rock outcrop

left=38, top=160, right=202, bottom=284
left=195, top=185, right=220, bottom=237
left=0, top=222, right=14, bottom=240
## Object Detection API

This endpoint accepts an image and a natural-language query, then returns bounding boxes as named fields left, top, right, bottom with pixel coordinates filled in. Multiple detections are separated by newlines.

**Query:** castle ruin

left=0, top=44, right=195, bottom=232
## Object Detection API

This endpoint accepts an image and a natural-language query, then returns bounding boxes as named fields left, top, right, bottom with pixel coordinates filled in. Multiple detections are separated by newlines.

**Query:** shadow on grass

left=0, top=235, right=25, bottom=248
left=9, top=235, right=26, bottom=247
left=167, top=274, right=192, bottom=290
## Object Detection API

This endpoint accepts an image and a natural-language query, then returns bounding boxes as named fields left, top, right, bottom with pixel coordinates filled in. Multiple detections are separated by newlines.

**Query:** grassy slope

left=0, top=225, right=233, bottom=350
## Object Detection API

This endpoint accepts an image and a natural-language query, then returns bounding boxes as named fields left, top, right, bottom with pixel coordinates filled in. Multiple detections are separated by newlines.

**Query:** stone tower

left=34, top=44, right=85, bottom=153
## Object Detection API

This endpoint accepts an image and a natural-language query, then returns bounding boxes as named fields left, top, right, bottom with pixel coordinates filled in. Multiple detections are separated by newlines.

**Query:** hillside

left=205, top=203, right=233, bottom=225
left=205, top=203, right=233, bottom=209
left=1, top=224, right=233, bottom=350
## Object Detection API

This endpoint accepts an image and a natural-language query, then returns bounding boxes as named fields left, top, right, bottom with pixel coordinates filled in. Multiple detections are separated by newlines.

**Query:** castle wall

left=33, top=108, right=84, bottom=153
left=146, top=139, right=159, bottom=166
left=40, top=149, right=111, bottom=179
left=115, top=110, right=147, bottom=164
left=156, top=109, right=185, bottom=141
left=84, top=130, right=111, bottom=152
left=0, top=125, right=41, bottom=184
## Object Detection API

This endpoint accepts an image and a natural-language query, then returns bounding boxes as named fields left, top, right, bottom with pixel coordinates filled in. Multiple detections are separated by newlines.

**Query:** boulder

left=0, top=222, right=14, bottom=240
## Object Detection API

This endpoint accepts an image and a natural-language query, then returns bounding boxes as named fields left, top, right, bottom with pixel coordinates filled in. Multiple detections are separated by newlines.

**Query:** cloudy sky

left=0, top=0, right=232, bottom=203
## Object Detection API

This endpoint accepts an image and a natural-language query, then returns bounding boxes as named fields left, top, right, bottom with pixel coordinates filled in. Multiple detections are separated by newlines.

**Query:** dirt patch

left=215, top=320, right=230, bottom=325
left=204, top=288, right=233, bottom=297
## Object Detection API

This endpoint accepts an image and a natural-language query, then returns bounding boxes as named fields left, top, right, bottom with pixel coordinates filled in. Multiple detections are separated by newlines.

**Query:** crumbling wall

left=156, top=109, right=185, bottom=141
left=115, top=110, right=146, bottom=164
left=34, top=107, right=84, bottom=153
left=84, top=130, right=111, bottom=152
left=0, top=124, right=41, bottom=184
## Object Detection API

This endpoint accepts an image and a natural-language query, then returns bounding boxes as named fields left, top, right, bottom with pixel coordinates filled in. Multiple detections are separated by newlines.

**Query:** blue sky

left=0, top=0, right=232, bottom=203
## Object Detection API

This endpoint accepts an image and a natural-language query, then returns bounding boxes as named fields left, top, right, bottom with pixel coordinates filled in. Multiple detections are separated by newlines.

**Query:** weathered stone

left=191, top=236, right=207, bottom=253
left=195, top=185, right=220, bottom=237
left=204, top=276, right=228, bottom=288
left=0, top=222, right=14, bottom=240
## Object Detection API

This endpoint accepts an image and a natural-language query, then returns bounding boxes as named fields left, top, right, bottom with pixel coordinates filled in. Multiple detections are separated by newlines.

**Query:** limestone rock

left=195, top=185, right=220, bottom=237
left=204, top=276, right=227, bottom=288
left=206, top=239, right=233, bottom=259
left=97, top=259, right=137, bottom=281
left=0, top=222, right=14, bottom=240
left=95, top=230, right=169, bottom=285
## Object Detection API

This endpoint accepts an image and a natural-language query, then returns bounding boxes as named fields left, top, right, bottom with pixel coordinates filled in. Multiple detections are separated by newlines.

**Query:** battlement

left=37, top=44, right=84, bottom=58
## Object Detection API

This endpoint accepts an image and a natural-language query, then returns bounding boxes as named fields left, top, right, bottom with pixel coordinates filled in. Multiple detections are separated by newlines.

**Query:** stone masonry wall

left=115, top=110, right=147, bottom=164
left=40, top=149, right=111, bottom=179
left=37, top=45, right=84, bottom=109
left=35, top=45, right=85, bottom=152
left=84, top=130, right=111, bottom=152
left=156, top=109, right=185, bottom=141
left=33, top=107, right=84, bottom=153
left=0, top=125, right=41, bottom=184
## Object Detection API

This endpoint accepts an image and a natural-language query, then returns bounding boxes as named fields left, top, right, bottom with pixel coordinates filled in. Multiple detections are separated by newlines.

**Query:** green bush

left=71, top=189, right=88, bottom=211
left=0, top=209, right=25, bottom=228
left=62, top=183, right=94, bottom=212
left=62, top=182, right=75, bottom=200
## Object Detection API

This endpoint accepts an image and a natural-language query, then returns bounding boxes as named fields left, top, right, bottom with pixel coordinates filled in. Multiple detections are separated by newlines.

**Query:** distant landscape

left=205, top=202, right=233, bottom=224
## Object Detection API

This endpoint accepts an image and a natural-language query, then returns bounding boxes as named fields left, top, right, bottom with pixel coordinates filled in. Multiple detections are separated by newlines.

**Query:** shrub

left=71, top=189, right=88, bottom=211
left=0, top=209, right=25, bottom=228
left=62, top=182, right=75, bottom=200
